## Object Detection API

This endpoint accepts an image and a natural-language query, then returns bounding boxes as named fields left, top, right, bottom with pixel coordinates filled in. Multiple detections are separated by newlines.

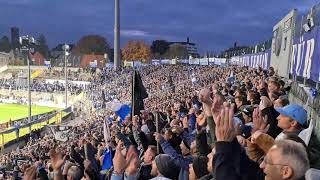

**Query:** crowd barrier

left=0, top=107, right=71, bottom=147
left=0, top=110, right=58, bottom=129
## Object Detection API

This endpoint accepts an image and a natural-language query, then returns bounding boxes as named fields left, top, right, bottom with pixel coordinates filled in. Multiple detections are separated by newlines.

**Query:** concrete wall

left=271, top=9, right=297, bottom=78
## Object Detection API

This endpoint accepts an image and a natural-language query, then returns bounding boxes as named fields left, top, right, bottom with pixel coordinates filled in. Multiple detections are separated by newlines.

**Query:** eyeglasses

left=261, top=157, right=288, bottom=167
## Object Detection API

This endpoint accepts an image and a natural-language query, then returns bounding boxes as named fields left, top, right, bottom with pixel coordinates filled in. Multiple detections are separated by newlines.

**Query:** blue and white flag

left=106, top=101, right=131, bottom=122
left=101, top=148, right=113, bottom=171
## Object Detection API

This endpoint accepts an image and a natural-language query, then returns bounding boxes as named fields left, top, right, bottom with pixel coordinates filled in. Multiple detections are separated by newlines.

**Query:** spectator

left=275, top=104, right=307, bottom=140
left=2, top=64, right=317, bottom=180
left=188, top=156, right=209, bottom=180
left=150, top=154, right=180, bottom=180
left=274, top=96, right=290, bottom=108
left=260, top=140, right=309, bottom=180
left=138, top=145, right=157, bottom=180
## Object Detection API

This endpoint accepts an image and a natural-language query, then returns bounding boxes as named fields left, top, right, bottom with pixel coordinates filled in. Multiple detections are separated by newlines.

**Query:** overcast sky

left=0, top=0, right=318, bottom=54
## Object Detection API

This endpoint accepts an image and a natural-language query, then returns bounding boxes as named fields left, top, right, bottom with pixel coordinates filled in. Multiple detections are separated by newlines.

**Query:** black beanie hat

left=155, top=154, right=180, bottom=179
left=193, top=156, right=209, bottom=178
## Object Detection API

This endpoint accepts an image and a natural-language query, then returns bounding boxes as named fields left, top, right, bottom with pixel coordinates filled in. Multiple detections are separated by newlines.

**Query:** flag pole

left=131, top=70, right=135, bottom=120
left=106, top=120, right=111, bottom=142
left=155, top=112, right=159, bottom=154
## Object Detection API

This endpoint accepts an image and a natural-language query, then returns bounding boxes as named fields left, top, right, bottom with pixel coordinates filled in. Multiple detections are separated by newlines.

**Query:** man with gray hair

left=260, top=139, right=310, bottom=180
left=66, top=166, right=82, bottom=180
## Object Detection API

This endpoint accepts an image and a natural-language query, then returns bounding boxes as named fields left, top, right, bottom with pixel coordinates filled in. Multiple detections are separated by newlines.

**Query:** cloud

left=0, top=0, right=319, bottom=53
left=121, top=30, right=150, bottom=37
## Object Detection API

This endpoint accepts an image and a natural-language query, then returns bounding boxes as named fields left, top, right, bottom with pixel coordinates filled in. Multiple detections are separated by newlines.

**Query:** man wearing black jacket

left=131, top=116, right=158, bottom=180
left=137, top=145, right=157, bottom=180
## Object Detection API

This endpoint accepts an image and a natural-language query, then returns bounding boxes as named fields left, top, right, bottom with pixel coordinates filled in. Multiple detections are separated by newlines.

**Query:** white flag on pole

left=103, top=119, right=111, bottom=143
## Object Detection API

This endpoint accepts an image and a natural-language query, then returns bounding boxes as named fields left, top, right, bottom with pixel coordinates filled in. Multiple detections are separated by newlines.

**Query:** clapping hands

left=211, top=94, right=224, bottom=119
left=215, top=104, right=240, bottom=142
left=49, top=148, right=66, bottom=171
left=112, top=142, right=139, bottom=176
left=252, top=107, right=270, bottom=134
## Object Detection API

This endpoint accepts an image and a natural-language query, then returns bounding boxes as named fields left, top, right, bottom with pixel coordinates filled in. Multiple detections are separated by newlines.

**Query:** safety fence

left=0, top=107, right=72, bottom=147
left=0, top=110, right=58, bottom=129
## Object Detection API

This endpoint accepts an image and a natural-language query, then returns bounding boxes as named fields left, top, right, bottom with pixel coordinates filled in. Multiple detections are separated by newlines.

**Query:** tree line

left=74, top=36, right=189, bottom=63
left=122, top=40, right=189, bottom=63
left=0, top=33, right=189, bottom=63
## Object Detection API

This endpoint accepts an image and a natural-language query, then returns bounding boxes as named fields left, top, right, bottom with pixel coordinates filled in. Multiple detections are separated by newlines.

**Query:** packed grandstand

left=0, top=2, right=320, bottom=180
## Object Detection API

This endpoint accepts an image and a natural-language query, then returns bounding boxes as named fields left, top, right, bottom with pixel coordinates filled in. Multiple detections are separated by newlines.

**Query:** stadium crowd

left=0, top=64, right=319, bottom=180
left=0, top=78, right=88, bottom=95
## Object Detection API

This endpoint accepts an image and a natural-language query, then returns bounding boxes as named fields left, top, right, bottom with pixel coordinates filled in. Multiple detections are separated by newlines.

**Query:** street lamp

left=62, top=44, right=70, bottom=109
left=19, top=35, right=36, bottom=135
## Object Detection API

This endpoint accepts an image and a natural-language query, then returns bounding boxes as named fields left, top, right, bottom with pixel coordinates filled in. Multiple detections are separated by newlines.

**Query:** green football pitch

left=0, top=103, right=57, bottom=123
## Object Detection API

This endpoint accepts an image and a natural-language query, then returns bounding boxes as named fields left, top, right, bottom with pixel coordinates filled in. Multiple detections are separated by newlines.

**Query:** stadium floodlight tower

left=19, top=35, right=36, bottom=134
left=114, top=0, right=121, bottom=70
left=62, top=44, right=70, bottom=109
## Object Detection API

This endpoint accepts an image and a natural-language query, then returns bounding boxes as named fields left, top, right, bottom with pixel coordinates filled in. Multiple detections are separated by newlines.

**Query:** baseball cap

left=275, top=104, right=307, bottom=125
